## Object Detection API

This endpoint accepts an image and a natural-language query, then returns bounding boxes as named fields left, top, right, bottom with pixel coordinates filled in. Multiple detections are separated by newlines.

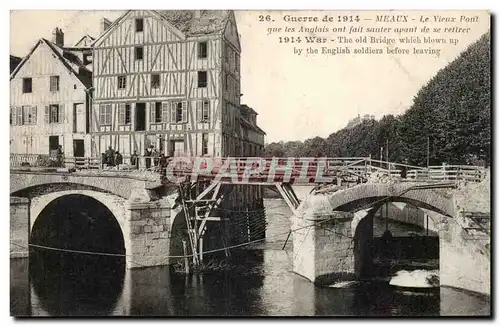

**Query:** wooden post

left=182, top=239, right=190, bottom=274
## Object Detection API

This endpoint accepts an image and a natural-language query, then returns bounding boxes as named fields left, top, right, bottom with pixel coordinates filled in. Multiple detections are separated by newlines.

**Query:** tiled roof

left=156, top=10, right=229, bottom=36
left=10, top=55, right=22, bottom=74
left=156, top=10, right=230, bottom=36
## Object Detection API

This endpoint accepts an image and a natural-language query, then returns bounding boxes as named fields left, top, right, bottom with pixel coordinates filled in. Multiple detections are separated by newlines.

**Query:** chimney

left=52, top=27, right=64, bottom=46
left=101, top=18, right=111, bottom=33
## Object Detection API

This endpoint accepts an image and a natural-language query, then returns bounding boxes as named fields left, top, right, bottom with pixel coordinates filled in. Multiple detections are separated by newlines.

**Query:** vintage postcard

left=9, top=9, right=491, bottom=317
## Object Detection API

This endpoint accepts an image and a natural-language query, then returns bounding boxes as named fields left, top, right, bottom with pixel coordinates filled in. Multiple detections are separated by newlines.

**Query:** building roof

left=240, top=104, right=258, bottom=115
left=10, top=38, right=92, bottom=88
left=10, top=55, right=22, bottom=74
left=156, top=10, right=230, bottom=36
left=94, top=10, right=231, bottom=46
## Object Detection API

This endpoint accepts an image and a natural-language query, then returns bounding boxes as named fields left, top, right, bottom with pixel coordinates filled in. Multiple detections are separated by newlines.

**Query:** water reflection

left=11, top=198, right=491, bottom=316
left=29, top=250, right=125, bottom=316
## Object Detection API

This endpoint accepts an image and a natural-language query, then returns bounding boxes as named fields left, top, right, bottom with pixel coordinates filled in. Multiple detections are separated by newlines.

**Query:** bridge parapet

left=10, top=170, right=163, bottom=200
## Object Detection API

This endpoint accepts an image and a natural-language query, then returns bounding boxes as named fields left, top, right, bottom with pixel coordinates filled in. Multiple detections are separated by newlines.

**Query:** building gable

left=93, top=10, right=185, bottom=48
left=11, top=40, right=85, bottom=87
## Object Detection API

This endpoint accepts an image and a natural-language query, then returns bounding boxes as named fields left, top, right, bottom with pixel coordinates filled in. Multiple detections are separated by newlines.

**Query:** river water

left=11, top=198, right=490, bottom=316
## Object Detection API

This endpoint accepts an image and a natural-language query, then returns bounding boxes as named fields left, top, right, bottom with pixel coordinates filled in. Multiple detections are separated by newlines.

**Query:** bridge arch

left=28, top=190, right=128, bottom=316
left=30, top=190, right=128, bottom=235
left=299, top=183, right=455, bottom=220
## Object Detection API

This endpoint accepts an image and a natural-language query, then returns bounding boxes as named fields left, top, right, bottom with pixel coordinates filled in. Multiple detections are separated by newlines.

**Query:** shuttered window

left=196, top=100, right=210, bottom=122
left=44, top=104, right=64, bottom=124
left=170, top=101, right=187, bottom=123
left=162, top=102, right=169, bottom=123
left=16, top=107, right=23, bottom=125
left=99, top=104, right=112, bottom=125
left=22, top=106, right=37, bottom=124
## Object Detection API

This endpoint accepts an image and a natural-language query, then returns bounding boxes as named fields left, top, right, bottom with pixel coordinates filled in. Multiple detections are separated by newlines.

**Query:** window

left=176, top=102, right=183, bottom=123
left=49, top=104, right=61, bottom=123
left=125, top=104, right=131, bottom=124
left=170, top=101, right=187, bottom=123
left=135, top=18, right=144, bottom=32
left=225, top=74, right=229, bottom=91
left=197, top=100, right=210, bottom=122
left=135, top=47, right=143, bottom=60
left=224, top=44, right=229, bottom=63
left=155, top=102, right=162, bottom=123
left=99, top=104, right=112, bottom=125
left=151, top=74, right=160, bottom=89
left=22, top=106, right=37, bottom=124
left=198, top=42, right=208, bottom=59
left=50, top=76, right=60, bottom=92
left=118, top=103, right=131, bottom=125
left=202, top=133, right=209, bottom=155
left=10, top=106, right=33, bottom=126
left=197, top=71, right=207, bottom=88
left=118, top=76, right=126, bottom=89
left=22, top=78, right=32, bottom=93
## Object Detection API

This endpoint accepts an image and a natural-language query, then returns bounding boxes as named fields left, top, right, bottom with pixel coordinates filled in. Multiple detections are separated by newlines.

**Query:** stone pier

left=10, top=197, right=30, bottom=259
left=292, top=209, right=358, bottom=285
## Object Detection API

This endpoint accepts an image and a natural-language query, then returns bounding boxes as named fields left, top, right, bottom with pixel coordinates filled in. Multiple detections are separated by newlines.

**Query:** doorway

left=49, top=136, right=59, bottom=157
left=73, top=140, right=85, bottom=158
left=170, top=140, right=185, bottom=157
left=135, top=103, right=146, bottom=131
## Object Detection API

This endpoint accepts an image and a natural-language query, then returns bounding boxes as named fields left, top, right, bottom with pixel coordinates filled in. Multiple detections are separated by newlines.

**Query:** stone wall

left=10, top=197, right=29, bottom=258
left=126, top=200, right=172, bottom=269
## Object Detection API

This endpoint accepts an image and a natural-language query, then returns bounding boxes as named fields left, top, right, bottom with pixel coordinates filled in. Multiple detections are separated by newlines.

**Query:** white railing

left=407, top=164, right=488, bottom=183
left=11, top=154, right=488, bottom=184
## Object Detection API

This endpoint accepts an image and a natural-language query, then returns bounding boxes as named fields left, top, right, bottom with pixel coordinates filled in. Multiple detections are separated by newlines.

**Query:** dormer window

left=135, top=18, right=144, bottom=32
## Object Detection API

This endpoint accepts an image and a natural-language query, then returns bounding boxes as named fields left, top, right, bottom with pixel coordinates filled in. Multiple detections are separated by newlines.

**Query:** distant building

left=73, top=34, right=95, bottom=47
left=10, top=28, right=93, bottom=158
left=345, top=114, right=375, bottom=129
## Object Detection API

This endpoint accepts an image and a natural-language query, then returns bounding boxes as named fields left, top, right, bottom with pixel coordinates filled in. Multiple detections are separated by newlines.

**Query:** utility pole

left=427, top=136, right=430, bottom=168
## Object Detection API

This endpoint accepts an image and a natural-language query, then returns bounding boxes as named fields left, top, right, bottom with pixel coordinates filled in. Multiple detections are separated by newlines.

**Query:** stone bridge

left=10, top=169, right=490, bottom=297
left=10, top=170, right=181, bottom=269
left=292, top=180, right=491, bottom=296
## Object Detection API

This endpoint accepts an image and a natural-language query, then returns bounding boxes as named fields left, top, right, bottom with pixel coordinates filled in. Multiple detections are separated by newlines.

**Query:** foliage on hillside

left=265, top=32, right=491, bottom=166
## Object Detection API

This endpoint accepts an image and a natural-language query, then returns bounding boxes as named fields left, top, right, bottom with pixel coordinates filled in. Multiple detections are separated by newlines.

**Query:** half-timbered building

left=91, top=10, right=265, bottom=159
left=10, top=28, right=93, bottom=158
left=91, top=10, right=266, bottom=246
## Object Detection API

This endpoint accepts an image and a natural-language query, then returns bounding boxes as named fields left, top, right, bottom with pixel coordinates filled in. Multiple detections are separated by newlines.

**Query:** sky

left=10, top=10, right=491, bottom=143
